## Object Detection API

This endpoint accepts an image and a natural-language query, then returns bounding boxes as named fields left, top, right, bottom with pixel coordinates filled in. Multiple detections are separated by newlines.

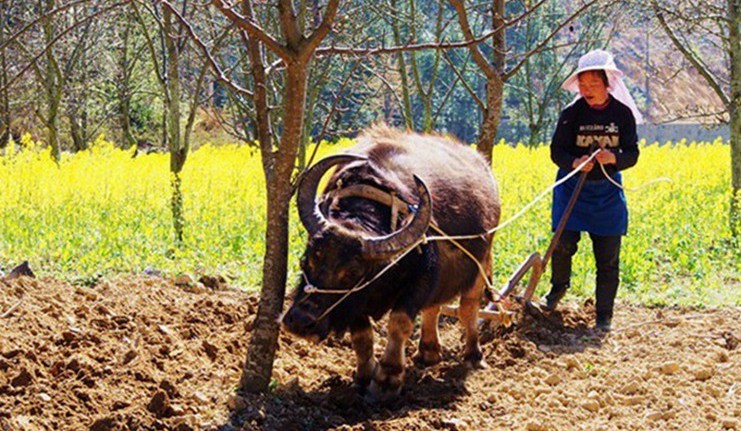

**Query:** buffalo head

left=281, top=154, right=431, bottom=341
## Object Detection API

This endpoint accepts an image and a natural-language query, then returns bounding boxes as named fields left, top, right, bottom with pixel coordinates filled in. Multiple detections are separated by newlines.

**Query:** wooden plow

left=440, top=164, right=592, bottom=326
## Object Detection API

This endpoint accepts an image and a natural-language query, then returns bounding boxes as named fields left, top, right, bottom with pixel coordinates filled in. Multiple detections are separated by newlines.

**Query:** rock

left=147, top=389, right=170, bottom=418
left=4, top=261, right=35, bottom=280
left=565, top=357, right=581, bottom=371
left=38, top=392, right=51, bottom=402
left=202, top=340, right=218, bottom=360
left=645, top=410, right=663, bottom=421
left=582, top=400, right=600, bottom=412
left=111, top=400, right=130, bottom=410
left=122, top=349, right=138, bottom=365
left=692, top=367, right=714, bottom=381
left=169, top=404, right=185, bottom=417
left=545, top=374, right=561, bottom=386
left=526, top=421, right=547, bottom=431
left=199, top=275, right=227, bottom=290
left=144, top=267, right=162, bottom=277
left=174, top=274, right=193, bottom=286
left=186, top=283, right=207, bottom=294
left=621, top=395, right=644, bottom=406
left=620, top=380, right=640, bottom=395
left=659, top=362, right=680, bottom=375
left=722, top=418, right=737, bottom=430
left=157, top=325, right=174, bottom=336
left=1, top=350, right=20, bottom=359
left=159, top=379, right=179, bottom=398
left=11, top=368, right=33, bottom=387
left=89, top=416, right=118, bottom=431
left=716, top=351, right=729, bottom=363
left=441, top=418, right=467, bottom=431
left=227, top=394, right=247, bottom=410
left=192, top=391, right=208, bottom=403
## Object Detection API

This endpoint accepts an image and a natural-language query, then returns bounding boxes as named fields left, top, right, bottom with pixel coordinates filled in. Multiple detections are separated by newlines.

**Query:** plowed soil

left=0, top=276, right=738, bottom=431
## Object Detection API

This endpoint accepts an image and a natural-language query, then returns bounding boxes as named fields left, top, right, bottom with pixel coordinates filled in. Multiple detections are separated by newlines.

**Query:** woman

left=542, top=50, right=643, bottom=332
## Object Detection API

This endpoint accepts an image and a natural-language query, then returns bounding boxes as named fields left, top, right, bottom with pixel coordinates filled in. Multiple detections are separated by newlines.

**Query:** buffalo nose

left=283, top=308, right=318, bottom=332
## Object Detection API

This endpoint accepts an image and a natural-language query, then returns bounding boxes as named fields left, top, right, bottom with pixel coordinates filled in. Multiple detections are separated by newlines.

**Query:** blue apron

left=551, top=168, right=628, bottom=236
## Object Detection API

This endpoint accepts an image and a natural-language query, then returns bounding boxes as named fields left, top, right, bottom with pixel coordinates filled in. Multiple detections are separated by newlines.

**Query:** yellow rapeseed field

left=0, top=134, right=737, bottom=306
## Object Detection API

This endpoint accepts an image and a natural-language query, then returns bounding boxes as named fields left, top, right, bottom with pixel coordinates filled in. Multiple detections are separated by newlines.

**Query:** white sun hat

left=563, top=49, right=644, bottom=124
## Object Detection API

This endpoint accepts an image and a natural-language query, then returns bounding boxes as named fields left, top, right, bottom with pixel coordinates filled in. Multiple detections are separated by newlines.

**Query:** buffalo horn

left=297, top=154, right=367, bottom=235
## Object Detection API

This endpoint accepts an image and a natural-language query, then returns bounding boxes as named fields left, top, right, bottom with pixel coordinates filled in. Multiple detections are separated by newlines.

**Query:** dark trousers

left=550, top=230, right=621, bottom=318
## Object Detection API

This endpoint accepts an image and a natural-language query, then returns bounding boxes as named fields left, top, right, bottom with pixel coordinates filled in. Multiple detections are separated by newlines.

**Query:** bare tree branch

left=503, top=0, right=602, bottom=80
left=652, top=0, right=730, bottom=106
left=0, top=1, right=132, bottom=96
left=159, top=0, right=253, bottom=96
left=211, top=0, right=292, bottom=59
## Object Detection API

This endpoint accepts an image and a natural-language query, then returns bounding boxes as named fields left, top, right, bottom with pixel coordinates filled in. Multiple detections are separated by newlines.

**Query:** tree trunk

left=390, top=0, right=413, bottom=129
left=241, top=63, right=309, bottom=393
left=477, top=77, right=504, bottom=161
left=69, top=109, right=86, bottom=151
left=0, top=2, right=9, bottom=149
left=118, top=20, right=136, bottom=149
left=730, top=0, right=740, bottom=237
left=47, top=91, right=62, bottom=161
left=0, top=48, right=9, bottom=149
left=164, top=7, right=185, bottom=244
left=119, top=95, right=136, bottom=149
left=475, top=0, right=505, bottom=162
left=43, top=0, right=62, bottom=162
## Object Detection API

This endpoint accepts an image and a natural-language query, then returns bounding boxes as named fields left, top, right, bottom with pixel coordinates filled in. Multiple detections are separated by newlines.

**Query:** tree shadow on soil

left=222, top=359, right=475, bottom=431
left=220, top=302, right=605, bottom=430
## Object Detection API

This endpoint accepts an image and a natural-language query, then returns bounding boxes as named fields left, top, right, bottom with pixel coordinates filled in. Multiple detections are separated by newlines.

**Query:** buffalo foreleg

left=414, top=305, right=442, bottom=366
left=350, top=317, right=377, bottom=389
left=368, top=310, right=413, bottom=401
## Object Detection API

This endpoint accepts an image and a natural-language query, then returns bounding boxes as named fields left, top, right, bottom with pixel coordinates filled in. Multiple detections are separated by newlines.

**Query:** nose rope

left=303, top=236, right=426, bottom=322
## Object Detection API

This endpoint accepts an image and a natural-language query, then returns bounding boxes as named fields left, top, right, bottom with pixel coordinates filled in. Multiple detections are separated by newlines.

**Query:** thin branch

left=0, top=0, right=92, bottom=53
left=301, top=0, right=340, bottom=57
left=159, top=0, right=253, bottom=96
left=211, top=0, right=292, bottom=60
left=301, top=58, right=362, bottom=180
left=442, top=49, right=484, bottom=112
left=652, top=1, right=729, bottom=106
left=1, top=300, right=21, bottom=318
left=653, top=109, right=728, bottom=124
left=504, top=0, right=602, bottom=80
left=0, top=1, right=132, bottom=96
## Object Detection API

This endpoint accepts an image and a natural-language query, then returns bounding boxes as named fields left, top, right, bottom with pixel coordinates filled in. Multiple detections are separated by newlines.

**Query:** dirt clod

left=10, top=368, right=33, bottom=387
left=659, top=362, right=680, bottom=375
left=148, top=389, right=171, bottom=418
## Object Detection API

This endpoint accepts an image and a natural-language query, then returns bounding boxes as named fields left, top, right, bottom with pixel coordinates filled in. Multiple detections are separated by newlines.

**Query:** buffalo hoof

left=414, top=342, right=442, bottom=367
left=464, top=349, right=488, bottom=370
left=365, top=363, right=404, bottom=403
left=353, top=358, right=378, bottom=392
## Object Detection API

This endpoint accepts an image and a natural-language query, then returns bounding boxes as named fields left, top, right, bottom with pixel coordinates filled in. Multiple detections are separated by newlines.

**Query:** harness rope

left=302, top=148, right=672, bottom=320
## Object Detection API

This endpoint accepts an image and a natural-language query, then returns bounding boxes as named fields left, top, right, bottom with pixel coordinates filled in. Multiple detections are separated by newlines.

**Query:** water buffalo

left=282, top=126, right=501, bottom=400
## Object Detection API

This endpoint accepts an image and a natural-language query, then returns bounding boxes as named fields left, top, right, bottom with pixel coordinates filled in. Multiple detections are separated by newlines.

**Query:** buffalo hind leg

left=459, top=269, right=488, bottom=369
left=350, top=317, right=377, bottom=390
left=368, top=310, right=413, bottom=401
left=414, top=305, right=442, bottom=366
